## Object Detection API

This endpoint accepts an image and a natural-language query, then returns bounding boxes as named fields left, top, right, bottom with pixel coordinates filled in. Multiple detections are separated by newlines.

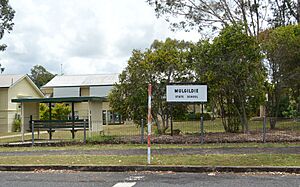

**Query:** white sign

left=166, top=85, right=207, bottom=103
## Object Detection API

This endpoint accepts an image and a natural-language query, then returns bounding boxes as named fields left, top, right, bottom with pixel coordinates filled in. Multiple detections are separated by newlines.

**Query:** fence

left=0, top=116, right=299, bottom=144
left=99, top=117, right=300, bottom=144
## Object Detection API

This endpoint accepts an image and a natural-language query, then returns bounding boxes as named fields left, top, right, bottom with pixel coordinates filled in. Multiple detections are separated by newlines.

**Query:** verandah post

left=30, top=115, right=34, bottom=146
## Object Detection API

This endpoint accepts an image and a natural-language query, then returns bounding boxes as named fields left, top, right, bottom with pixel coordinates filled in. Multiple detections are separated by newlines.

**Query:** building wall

left=75, top=102, right=89, bottom=119
left=80, top=87, right=90, bottom=96
left=22, top=102, right=40, bottom=131
left=102, top=102, right=110, bottom=111
left=8, top=78, right=42, bottom=109
left=41, top=86, right=113, bottom=124
left=0, top=88, right=8, bottom=132
left=41, top=87, right=53, bottom=97
left=5, top=78, right=42, bottom=132
left=0, top=88, right=8, bottom=110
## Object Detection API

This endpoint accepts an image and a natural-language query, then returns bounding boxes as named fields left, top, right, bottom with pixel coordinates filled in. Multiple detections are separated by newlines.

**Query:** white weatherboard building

left=0, top=74, right=43, bottom=132
left=41, top=74, right=121, bottom=125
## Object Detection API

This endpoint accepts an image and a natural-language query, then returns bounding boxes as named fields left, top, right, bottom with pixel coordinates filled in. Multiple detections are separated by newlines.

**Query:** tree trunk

left=241, top=101, right=249, bottom=133
left=270, top=117, right=277, bottom=129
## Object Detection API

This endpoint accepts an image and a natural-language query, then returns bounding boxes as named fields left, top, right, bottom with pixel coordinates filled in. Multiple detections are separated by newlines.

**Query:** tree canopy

left=29, top=65, right=55, bottom=88
left=260, top=24, right=300, bottom=127
left=109, top=38, right=193, bottom=134
left=193, top=24, right=265, bottom=132
left=147, top=0, right=299, bottom=36
left=0, top=0, right=15, bottom=51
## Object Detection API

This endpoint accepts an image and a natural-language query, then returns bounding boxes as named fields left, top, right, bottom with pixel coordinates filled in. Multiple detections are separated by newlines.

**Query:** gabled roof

left=0, top=74, right=24, bottom=88
left=0, top=74, right=44, bottom=97
left=42, top=74, right=119, bottom=88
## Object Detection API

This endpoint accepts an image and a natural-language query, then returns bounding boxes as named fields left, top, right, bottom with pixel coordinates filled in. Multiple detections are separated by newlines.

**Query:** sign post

left=147, top=84, right=152, bottom=164
left=166, top=85, right=207, bottom=103
left=166, top=84, right=208, bottom=143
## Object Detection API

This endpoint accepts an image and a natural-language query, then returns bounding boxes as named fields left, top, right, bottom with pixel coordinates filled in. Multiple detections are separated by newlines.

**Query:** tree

left=40, top=103, right=71, bottom=120
left=109, top=38, right=194, bottom=134
left=29, top=65, right=55, bottom=88
left=260, top=24, right=300, bottom=128
left=0, top=0, right=15, bottom=51
left=147, top=0, right=299, bottom=36
left=0, top=63, right=4, bottom=73
left=192, top=24, right=265, bottom=133
left=269, top=0, right=300, bottom=26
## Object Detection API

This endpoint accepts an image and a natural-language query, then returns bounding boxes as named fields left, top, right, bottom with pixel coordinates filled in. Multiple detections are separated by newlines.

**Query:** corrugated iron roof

left=42, top=74, right=119, bottom=88
left=0, top=74, right=25, bottom=88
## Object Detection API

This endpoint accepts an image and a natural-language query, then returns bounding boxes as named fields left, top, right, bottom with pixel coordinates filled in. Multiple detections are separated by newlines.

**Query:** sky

left=0, top=0, right=201, bottom=75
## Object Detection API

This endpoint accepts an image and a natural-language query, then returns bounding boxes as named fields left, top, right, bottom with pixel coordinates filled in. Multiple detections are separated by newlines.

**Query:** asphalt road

left=0, top=171, right=298, bottom=187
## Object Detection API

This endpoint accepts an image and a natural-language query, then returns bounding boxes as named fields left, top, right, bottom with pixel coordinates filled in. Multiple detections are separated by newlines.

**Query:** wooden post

left=49, top=102, right=52, bottom=120
left=30, top=115, right=34, bottom=146
left=84, top=119, right=87, bottom=144
left=200, top=104, right=204, bottom=144
left=71, top=102, right=75, bottom=139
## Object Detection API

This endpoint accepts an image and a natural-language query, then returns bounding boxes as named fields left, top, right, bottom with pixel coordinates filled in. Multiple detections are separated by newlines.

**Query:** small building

left=0, top=74, right=43, bottom=132
left=41, top=74, right=121, bottom=125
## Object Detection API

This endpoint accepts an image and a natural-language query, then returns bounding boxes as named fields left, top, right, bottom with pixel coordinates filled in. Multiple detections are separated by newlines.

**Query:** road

left=0, top=171, right=298, bottom=187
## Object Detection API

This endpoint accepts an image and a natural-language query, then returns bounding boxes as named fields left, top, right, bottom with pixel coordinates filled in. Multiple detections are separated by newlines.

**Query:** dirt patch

left=116, top=131, right=300, bottom=144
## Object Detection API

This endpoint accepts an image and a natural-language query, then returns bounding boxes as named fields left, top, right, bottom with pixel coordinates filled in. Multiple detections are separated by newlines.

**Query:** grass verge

left=0, top=154, right=298, bottom=166
left=0, top=142, right=298, bottom=152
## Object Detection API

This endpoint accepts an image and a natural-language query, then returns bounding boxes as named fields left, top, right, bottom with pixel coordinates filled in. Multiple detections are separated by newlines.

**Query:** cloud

left=0, top=0, right=200, bottom=75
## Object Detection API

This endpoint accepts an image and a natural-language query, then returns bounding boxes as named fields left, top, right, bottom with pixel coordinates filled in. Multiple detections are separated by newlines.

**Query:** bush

left=12, top=119, right=21, bottom=132
left=86, top=135, right=115, bottom=143
left=184, top=112, right=211, bottom=121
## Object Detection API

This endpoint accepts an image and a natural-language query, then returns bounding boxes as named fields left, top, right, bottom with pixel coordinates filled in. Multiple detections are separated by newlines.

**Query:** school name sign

left=166, top=85, right=207, bottom=103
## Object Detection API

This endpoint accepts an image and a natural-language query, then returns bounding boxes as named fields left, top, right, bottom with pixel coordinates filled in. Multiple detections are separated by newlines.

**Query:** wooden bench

left=30, top=119, right=88, bottom=141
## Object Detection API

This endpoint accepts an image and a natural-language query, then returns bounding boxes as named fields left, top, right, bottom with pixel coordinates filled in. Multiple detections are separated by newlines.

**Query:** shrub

left=12, top=119, right=21, bottom=132
left=184, top=112, right=211, bottom=121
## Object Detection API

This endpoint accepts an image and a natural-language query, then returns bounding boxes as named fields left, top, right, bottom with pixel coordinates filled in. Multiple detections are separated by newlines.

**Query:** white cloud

left=0, top=0, right=201, bottom=75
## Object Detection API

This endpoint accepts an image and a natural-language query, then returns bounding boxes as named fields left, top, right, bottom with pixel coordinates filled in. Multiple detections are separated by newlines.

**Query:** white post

left=21, top=102, right=24, bottom=142
left=147, top=84, right=152, bottom=164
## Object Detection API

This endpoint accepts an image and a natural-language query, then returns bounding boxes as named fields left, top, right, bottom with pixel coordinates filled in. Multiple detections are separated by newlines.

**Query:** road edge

left=0, top=165, right=299, bottom=173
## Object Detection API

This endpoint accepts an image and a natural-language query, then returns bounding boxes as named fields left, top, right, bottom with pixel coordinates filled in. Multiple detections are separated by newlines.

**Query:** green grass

left=0, top=142, right=298, bottom=152
left=0, top=154, right=298, bottom=166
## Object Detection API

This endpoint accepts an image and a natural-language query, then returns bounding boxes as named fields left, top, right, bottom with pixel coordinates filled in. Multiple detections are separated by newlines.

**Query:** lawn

left=0, top=154, right=298, bottom=166
left=0, top=142, right=298, bottom=152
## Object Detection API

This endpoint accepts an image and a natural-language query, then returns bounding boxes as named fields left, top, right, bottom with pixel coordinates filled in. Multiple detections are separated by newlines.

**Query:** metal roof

left=0, top=74, right=25, bottom=88
left=42, top=74, right=119, bottom=88
left=11, top=96, right=107, bottom=103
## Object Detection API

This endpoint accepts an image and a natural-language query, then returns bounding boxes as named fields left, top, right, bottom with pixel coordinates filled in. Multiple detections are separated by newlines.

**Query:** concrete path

left=0, top=132, right=47, bottom=139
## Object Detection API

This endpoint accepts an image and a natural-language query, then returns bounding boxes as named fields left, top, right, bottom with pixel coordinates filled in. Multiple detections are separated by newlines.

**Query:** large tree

left=109, top=38, right=194, bottom=134
left=0, top=0, right=15, bottom=51
left=193, top=24, right=265, bottom=133
left=147, top=0, right=299, bottom=36
left=260, top=24, right=300, bottom=128
left=269, top=0, right=300, bottom=26
left=29, top=65, right=55, bottom=88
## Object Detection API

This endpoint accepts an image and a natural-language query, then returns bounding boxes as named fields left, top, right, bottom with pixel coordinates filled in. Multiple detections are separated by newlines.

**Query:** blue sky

left=0, top=0, right=200, bottom=75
